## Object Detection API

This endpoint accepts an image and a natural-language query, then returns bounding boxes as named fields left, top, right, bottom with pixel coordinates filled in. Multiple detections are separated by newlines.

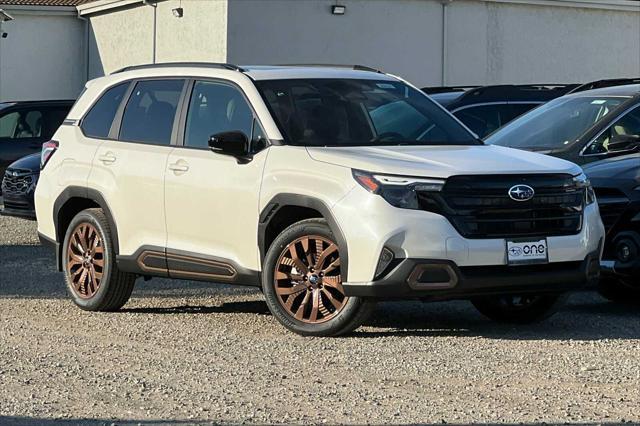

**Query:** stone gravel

left=0, top=212, right=639, bottom=425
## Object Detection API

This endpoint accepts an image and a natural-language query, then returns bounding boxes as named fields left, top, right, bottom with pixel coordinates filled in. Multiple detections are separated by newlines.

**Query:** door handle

left=98, top=152, right=116, bottom=164
left=168, top=161, right=189, bottom=173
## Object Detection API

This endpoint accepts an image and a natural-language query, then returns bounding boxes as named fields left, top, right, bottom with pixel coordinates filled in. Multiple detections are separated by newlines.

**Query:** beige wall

left=87, top=0, right=227, bottom=78
left=88, top=5, right=154, bottom=78
left=155, top=0, right=227, bottom=63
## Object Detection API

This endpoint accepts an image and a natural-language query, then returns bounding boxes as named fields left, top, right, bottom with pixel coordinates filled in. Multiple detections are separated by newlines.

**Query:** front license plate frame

left=506, top=238, right=549, bottom=265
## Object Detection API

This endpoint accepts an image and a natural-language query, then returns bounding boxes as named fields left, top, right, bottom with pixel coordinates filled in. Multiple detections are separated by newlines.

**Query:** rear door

left=90, top=79, right=186, bottom=265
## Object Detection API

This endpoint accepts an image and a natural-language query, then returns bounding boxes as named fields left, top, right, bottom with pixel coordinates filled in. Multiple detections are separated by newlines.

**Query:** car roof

left=427, top=91, right=466, bottom=107
left=564, top=84, right=640, bottom=98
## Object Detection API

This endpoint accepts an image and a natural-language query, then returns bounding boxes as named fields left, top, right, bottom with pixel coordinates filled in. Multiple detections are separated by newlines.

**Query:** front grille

left=1, top=169, right=38, bottom=196
left=418, top=174, right=584, bottom=239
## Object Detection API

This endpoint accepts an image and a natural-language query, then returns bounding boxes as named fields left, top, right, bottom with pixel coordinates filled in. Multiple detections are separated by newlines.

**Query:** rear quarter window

left=81, top=83, right=129, bottom=139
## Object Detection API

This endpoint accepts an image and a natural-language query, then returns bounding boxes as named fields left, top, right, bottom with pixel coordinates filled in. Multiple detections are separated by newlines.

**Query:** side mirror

left=208, top=131, right=249, bottom=158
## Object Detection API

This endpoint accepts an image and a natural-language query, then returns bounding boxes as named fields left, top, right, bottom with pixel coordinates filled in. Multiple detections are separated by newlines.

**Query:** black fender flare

left=258, top=193, right=349, bottom=281
left=53, top=186, right=120, bottom=260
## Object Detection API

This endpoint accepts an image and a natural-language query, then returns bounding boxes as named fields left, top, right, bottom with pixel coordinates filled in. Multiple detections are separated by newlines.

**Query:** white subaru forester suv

left=35, top=64, right=604, bottom=336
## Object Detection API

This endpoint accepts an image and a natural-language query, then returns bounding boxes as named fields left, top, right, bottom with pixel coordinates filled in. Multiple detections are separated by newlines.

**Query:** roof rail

left=277, top=64, right=384, bottom=74
left=440, top=84, right=580, bottom=106
left=421, top=86, right=480, bottom=94
left=568, top=78, right=640, bottom=94
left=111, top=62, right=245, bottom=75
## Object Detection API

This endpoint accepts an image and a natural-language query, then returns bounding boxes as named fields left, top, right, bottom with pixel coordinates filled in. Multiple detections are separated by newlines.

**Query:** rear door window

left=120, top=79, right=185, bottom=145
left=82, top=83, right=129, bottom=139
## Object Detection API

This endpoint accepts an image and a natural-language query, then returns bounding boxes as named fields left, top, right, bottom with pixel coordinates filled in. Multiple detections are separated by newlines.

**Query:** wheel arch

left=258, top=193, right=349, bottom=281
left=53, top=186, right=120, bottom=270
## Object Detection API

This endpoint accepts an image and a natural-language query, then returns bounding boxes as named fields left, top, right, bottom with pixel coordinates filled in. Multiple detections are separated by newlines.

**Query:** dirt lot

left=1, top=212, right=639, bottom=426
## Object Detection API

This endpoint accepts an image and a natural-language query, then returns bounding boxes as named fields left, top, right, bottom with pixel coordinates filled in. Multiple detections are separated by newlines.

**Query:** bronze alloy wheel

left=274, top=235, right=347, bottom=324
left=66, top=223, right=105, bottom=299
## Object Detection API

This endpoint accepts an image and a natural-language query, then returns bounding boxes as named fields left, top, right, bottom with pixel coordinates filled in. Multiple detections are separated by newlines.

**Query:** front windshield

left=485, top=96, right=628, bottom=150
left=255, top=79, right=478, bottom=147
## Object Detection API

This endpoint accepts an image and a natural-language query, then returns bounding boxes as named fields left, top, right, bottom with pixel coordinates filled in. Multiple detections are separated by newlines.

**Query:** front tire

left=62, top=208, right=136, bottom=311
left=262, top=218, right=375, bottom=336
left=471, top=293, right=567, bottom=324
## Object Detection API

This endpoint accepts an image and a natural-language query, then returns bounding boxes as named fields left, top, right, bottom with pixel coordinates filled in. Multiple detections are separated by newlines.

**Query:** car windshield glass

left=485, top=96, right=628, bottom=150
left=255, top=79, right=478, bottom=147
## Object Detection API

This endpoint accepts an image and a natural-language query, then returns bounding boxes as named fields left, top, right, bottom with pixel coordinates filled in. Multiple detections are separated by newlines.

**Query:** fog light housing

left=374, top=247, right=395, bottom=278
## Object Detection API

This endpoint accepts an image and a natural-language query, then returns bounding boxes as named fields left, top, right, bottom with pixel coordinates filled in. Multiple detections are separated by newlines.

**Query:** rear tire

left=471, top=293, right=567, bottom=324
left=262, top=218, right=375, bottom=336
left=62, top=208, right=136, bottom=311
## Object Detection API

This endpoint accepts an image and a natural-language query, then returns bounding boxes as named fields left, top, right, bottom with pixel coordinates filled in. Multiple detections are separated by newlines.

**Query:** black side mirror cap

left=208, top=131, right=250, bottom=158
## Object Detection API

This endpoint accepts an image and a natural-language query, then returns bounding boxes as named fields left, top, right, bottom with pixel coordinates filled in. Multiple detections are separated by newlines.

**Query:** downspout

left=440, top=0, right=452, bottom=86
left=77, top=14, right=90, bottom=81
left=143, top=0, right=157, bottom=64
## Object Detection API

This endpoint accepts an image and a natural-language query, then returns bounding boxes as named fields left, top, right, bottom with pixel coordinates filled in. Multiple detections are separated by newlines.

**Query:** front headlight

left=573, top=173, right=596, bottom=205
left=352, top=170, right=445, bottom=210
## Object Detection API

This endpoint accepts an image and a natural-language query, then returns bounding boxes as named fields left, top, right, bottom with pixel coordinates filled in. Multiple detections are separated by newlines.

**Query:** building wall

left=446, top=0, right=640, bottom=85
left=226, top=0, right=640, bottom=87
left=0, top=9, right=85, bottom=101
left=87, top=0, right=228, bottom=78
left=226, top=0, right=445, bottom=87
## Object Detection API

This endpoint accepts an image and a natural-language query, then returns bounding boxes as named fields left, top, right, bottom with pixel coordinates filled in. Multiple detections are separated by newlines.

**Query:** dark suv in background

left=424, top=84, right=577, bottom=138
left=486, top=83, right=640, bottom=300
left=0, top=100, right=73, bottom=179
left=0, top=100, right=73, bottom=218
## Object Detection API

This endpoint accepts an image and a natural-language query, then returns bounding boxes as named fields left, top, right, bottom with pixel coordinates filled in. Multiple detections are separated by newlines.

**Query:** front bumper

left=343, top=250, right=601, bottom=300
left=0, top=193, right=36, bottom=220
left=333, top=185, right=606, bottom=283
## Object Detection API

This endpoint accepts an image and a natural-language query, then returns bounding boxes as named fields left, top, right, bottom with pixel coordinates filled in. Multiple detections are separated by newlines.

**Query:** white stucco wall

left=0, top=8, right=85, bottom=102
left=86, top=0, right=227, bottom=78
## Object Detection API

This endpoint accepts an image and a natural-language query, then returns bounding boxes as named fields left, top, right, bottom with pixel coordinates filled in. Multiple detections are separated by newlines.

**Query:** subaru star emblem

left=508, top=184, right=535, bottom=201
left=11, top=171, right=18, bottom=177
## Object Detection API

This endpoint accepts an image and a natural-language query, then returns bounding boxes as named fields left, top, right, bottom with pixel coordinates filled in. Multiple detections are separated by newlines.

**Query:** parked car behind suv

left=0, top=153, right=39, bottom=219
left=423, top=84, right=577, bottom=138
left=0, top=100, right=73, bottom=181
left=582, top=154, right=640, bottom=301
left=486, top=84, right=640, bottom=165
left=35, top=63, right=604, bottom=336
left=486, top=84, right=640, bottom=300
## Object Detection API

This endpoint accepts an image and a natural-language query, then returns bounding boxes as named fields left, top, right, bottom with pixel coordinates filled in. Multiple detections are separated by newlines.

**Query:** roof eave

left=77, top=0, right=158, bottom=16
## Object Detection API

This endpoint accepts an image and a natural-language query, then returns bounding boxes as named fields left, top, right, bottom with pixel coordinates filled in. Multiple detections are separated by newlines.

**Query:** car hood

left=583, top=154, right=640, bottom=181
left=7, top=153, right=40, bottom=172
left=306, top=145, right=582, bottom=178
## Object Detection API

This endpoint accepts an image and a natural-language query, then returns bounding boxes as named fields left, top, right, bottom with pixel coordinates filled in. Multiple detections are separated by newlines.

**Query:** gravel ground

left=1, top=212, right=639, bottom=426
